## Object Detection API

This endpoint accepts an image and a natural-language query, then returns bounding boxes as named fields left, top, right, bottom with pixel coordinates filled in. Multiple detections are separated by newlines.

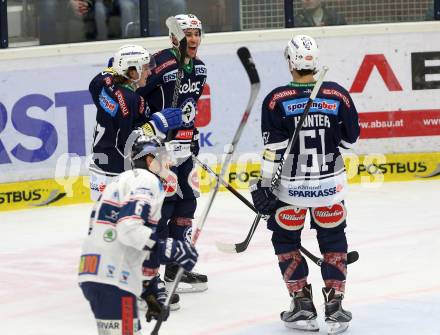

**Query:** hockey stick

left=192, top=46, right=260, bottom=244
left=217, top=67, right=328, bottom=254
left=193, top=155, right=257, bottom=213
left=151, top=18, right=188, bottom=335
left=164, top=16, right=187, bottom=147
left=165, top=16, right=187, bottom=109
left=151, top=47, right=259, bottom=335
left=194, top=156, right=359, bottom=265
left=300, top=245, right=359, bottom=266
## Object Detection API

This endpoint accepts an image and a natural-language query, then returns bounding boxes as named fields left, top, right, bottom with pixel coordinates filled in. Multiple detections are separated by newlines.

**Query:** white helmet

left=284, top=35, right=319, bottom=71
left=174, top=14, right=202, bottom=32
left=113, top=44, right=156, bottom=79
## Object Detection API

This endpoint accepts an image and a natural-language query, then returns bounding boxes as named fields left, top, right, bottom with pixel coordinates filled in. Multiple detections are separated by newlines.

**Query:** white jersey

left=78, top=169, right=165, bottom=296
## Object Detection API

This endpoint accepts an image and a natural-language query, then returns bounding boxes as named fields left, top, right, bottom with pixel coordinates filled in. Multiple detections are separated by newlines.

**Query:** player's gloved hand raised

left=249, top=178, right=278, bottom=215
left=157, top=238, right=198, bottom=272
left=190, top=128, right=200, bottom=156
left=141, top=275, right=169, bottom=322
left=151, top=108, right=183, bottom=134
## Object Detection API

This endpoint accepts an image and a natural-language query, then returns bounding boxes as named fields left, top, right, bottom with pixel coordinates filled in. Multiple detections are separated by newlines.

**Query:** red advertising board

left=359, top=109, right=440, bottom=138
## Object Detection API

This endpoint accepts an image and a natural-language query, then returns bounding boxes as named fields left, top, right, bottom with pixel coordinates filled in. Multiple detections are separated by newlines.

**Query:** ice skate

left=165, top=263, right=208, bottom=293
left=280, top=284, right=319, bottom=332
left=322, top=287, right=352, bottom=335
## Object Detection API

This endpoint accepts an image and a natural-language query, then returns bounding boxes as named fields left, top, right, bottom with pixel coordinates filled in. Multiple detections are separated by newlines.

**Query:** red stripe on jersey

left=322, top=89, right=351, bottom=108
left=154, top=59, right=177, bottom=74
left=117, top=215, right=143, bottom=224
left=114, top=90, right=129, bottom=117
left=142, top=267, right=159, bottom=277
left=139, top=96, right=145, bottom=114
left=268, top=89, right=297, bottom=110
left=102, top=199, right=124, bottom=207
left=121, top=296, right=134, bottom=335
left=96, top=220, right=116, bottom=226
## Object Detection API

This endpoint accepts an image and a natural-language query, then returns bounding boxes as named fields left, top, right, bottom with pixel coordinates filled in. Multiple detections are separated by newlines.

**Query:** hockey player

left=250, top=35, right=359, bottom=334
left=89, top=44, right=183, bottom=201
left=78, top=134, right=199, bottom=334
left=137, top=14, right=208, bottom=293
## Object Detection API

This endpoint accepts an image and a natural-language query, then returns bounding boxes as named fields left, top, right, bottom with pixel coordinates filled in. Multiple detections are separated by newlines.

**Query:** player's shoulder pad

left=117, top=169, right=163, bottom=199
left=132, top=169, right=164, bottom=198
left=193, top=57, right=205, bottom=66
left=152, top=49, right=178, bottom=75
left=264, top=85, right=299, bottom=111
left=320, top=81, right=352, bottom=108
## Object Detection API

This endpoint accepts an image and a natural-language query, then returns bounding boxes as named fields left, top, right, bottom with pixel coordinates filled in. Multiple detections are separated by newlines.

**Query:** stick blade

left=237, top=47, right=260, bottom=85
left=347, top=250, right=359, bottom=264
left=215, top=241, right=238, bottom=253
left=165, top=16, right=185, bottom=41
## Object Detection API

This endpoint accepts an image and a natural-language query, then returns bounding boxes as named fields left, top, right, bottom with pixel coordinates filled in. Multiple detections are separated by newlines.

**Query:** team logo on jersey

left=98, top=183, right=106, bottom=193
left=282, top=98, right=339, bottom=116
left=179, top=79, right=202, bottom=95
left=312, top=202, right=346, bottom=228
left=79, top=254, right=100, bottom=275
left=195, top=65, right=207, bottom=76
left=163, top=69, right=178, bottom=83
left=275, top=206, right=307, bottom=231
left=163, top=171, right=178, bottom=197
left=106, top=265, right=116, bottom=278
left=180, top=98, right=197, bottom=127
left=119, top=271, right=130, bottom=284
left=99, top=87, right=118, bottom=117
left=103, top=228, right=117, bottom=242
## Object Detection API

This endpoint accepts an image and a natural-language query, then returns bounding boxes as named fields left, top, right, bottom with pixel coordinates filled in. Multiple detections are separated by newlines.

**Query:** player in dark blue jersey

left=251, top=35, right=359, bottom=334
left=89, top=44, right=183, bottom=201
left=137, top=14, right=208, bottom=293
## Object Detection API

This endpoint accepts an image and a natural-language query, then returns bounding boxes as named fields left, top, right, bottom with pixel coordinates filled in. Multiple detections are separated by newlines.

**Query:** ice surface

left=1, top=180, right=439, bottom=335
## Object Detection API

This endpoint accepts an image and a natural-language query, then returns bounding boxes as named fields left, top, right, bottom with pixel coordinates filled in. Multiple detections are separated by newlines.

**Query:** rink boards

left=1, top=151, right=439, bottom=211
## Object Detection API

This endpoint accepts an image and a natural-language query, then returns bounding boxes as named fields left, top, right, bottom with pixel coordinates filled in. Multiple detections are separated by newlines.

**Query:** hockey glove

left=141, top=275, right=169, bottom=322
left=249, top=178, right=278, bottom=215
left=190, top=128, right=200, bottom=156
left=151, top=108, right=183, bottom=134
left=157, top=238, right=198, bottom=272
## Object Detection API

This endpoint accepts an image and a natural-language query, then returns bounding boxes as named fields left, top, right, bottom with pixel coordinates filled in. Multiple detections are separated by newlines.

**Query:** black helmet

left=131, top=133, right=163, bottom=170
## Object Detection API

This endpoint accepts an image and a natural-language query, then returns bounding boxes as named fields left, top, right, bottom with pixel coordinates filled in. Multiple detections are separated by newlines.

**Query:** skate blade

left=284, top=319, right=319, bottom=332
left=166, top=281, right=208, bottom=293
left=169, top=302, right=180, bottom=311
left=326, top=321, right=349, bottom=335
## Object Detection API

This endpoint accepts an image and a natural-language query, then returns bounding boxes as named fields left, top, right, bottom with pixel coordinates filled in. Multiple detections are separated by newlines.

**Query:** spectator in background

left=424, top=5, right=435, bottom=21
left=294, top=0, right=346, bottom=27
left=148, top=0, right=187, bottom=36
left=37, top=0, right=86, bottom=45
left=70, top=0, right=139, bottom=40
